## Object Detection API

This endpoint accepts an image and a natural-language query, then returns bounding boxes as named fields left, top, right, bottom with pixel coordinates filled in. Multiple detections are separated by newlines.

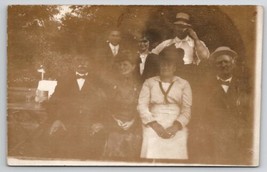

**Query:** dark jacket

left=202, top=75, right=251, bottom=164
left=48, top=72, right=106, bottom=126
left=104, top=73, right=141, bottom=122
left=135, top=53, right=160, bottom=84
left=93, top=42, right=125, bottom=76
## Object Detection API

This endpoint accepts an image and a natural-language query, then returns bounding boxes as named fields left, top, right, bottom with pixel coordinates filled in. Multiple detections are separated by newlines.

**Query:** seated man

left=47, top=55, right=106, bottom=160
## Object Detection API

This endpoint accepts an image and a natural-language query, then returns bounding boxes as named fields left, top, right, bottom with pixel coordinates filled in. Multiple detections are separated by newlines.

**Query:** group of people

left=32, top=12, right=251, bottom=164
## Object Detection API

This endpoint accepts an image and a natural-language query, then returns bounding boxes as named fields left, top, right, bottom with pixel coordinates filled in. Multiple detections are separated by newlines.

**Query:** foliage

left=8, top=5, right=246, bottom=87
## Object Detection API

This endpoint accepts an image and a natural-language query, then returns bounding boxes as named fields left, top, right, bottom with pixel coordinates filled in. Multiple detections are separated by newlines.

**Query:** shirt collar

left=154, top=76, right=180, bottom=83
left=140, top=55, right=147, bottom=62
left=76, top=72, right=88, bottom=76
left=139, top=52, right=149, bottom=59
left=138, top=51, right=150, bottom=55
left=216, top=76, right=232, bottom=82
left=173, top=36, right=192, bottom=42
left=109, top=42, right=119, bottom=49
left=172, top=36, right=194, bottom=47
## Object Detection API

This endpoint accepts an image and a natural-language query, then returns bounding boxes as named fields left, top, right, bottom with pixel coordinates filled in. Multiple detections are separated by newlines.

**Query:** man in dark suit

left=199, top=47, right=251, bottom=164
left=47, top=55, right=106, bottom=160
left=94, top=29, right=124, bottom=78
left=135, top=35, right=160, bottom=84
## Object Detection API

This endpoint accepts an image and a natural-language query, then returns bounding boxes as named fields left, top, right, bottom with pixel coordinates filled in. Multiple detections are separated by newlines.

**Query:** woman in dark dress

left=103, top=51, right=142, bottom=161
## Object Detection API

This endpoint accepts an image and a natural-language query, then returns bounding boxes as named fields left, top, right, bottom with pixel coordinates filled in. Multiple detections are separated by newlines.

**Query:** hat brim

left=210, top=50, right=238, bottom=60
left=173, top=21, right=191, bottom=26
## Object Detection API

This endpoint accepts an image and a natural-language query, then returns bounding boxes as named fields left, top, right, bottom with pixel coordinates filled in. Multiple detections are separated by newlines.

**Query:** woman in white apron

left=137, top=57, right=192, bottom=160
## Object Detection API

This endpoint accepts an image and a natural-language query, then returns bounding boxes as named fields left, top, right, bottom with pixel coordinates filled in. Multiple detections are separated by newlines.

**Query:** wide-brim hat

left=173, top=12, right=192, bottom=27
left=210, top=46, right=238, bottom=60
left=115, top=50, right=137, bottom=65
left=159, top=46, right=185, bottom=66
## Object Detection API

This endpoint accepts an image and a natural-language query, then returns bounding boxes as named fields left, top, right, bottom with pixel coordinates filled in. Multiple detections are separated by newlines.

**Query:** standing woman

left=103, top=51, right=142, bottom=161
left=135, top=35, right=160, bottom=84
left=137, top=57, right=192, bottom=160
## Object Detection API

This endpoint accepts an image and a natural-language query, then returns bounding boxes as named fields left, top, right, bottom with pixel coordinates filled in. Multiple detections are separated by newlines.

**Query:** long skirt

left=141, top=104, right=188, bottom=160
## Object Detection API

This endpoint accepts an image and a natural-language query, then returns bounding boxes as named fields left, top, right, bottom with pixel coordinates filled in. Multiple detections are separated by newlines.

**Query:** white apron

left=140, top=104, right=188, bottom=159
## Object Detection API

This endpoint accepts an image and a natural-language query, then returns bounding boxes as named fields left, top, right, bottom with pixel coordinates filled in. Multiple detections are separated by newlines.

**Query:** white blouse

left=137, top=76, right=192, bottom=127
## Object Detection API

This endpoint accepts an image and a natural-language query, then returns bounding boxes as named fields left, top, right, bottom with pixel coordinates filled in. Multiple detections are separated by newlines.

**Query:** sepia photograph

left=7, top=5, right=262, bottom=166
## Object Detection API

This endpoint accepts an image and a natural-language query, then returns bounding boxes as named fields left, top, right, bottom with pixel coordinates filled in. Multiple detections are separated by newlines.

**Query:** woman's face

left=138, top=38, right=149, bottom=52
left=160, top=62, right=176, bottom=78
left=119, top=60, right=135, bottom=76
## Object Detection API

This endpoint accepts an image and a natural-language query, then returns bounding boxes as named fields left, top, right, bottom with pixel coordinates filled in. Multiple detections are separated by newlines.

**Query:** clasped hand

left=149, top=121, right=182, bottom=139
left=89, top=123, right=104, bottom=136
left=49, top=120, right=66, bottom=135
left=116, top=119, right=135, bottom=130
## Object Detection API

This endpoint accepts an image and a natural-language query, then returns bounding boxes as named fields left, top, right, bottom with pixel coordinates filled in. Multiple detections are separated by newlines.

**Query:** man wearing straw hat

left=199, top=46, right=251, bottom=164
left=152, top=12, right=209, bottom=67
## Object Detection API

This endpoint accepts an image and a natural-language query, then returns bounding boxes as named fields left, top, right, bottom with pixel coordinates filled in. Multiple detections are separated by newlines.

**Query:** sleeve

left=46, top=78, right=65, bottom=122
left=90, top=87, right=108, bottom=124
left=151, top=40, right=169, bottom=55
left=137, top=80, right=155, bottom=125
left=176, top=81, right=192, bottom=127
left=194, top=40, right=210, bottom=65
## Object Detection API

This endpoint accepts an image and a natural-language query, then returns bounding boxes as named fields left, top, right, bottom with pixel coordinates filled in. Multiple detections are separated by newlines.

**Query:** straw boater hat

left=173, top=12, right=192, bottom=27
left=210, top=46, right=238, bottom=60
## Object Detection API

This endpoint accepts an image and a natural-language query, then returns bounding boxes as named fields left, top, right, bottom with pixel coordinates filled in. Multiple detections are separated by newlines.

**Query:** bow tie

left=219, top=80, right=231, bottom=86
left=76, top=74, right=86, bottom=79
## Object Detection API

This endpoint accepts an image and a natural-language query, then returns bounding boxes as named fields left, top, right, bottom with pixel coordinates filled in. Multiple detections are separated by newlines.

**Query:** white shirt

left=76, top=72, right=88, bottom=91
left=109, top=43, right=119, bottom=56
left=152, top=36, right=208, bottom=65
left=217, top=76, right=232, bottom=93
left=139, top=53, right=148, bottom=75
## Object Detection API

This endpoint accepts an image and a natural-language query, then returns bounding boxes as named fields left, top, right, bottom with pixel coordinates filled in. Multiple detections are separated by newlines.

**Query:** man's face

left=75, top=58, right=89, bottom=74
left=138, top=38, right=149, bottom=52
left=215, top=54, right=235, bottom=77
left=174, top=24, right=190, bottom=39
left=108, top=30, right=121, bottom=46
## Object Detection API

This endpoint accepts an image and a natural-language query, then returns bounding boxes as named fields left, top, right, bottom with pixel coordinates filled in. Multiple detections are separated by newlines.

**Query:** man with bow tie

left=198, top=47, right=252, bottom=164
left=47, top=55, right=107, bottom=160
